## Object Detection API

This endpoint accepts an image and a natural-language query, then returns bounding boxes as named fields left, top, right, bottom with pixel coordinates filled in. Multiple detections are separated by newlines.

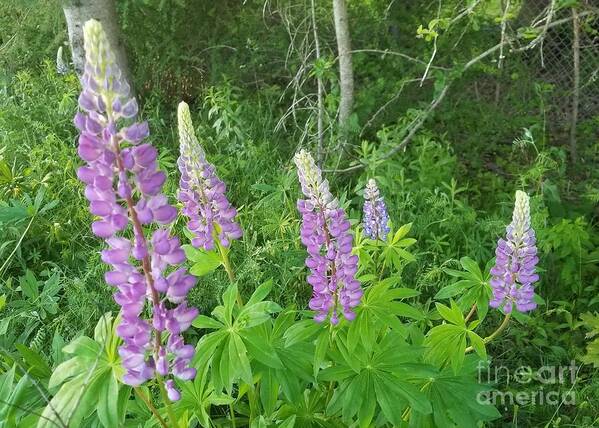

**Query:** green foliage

left=581, top=312, right=599, bottom=367
left=38, top=313, right=129, bottom=428
left=1, top=0, right=598, bottom=426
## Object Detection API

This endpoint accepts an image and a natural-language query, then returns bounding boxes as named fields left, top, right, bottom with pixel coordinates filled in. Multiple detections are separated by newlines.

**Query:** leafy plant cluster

left=1, top=0, right=599, bottom=427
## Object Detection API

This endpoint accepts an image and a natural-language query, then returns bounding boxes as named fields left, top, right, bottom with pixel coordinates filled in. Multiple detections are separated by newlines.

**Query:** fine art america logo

left=476, top=361, right=579, bottom=406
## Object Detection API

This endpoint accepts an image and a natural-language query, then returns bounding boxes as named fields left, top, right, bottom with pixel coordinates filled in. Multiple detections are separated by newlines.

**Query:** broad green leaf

left=96, top=372, right=119, bottom=428
left=2, top=367, right=33, bottom=425
left=435, top=301, right=465, bottom=326
left=246, top=279, right=273, bottom=306
left=242, top=329, right=283, bottom=369
left=392, top=302, right=425, bottom=321
left=63, top=336, right=102, bottom=359
left=0, top=365, right=15, bottom=403
left=342, top=372, right=366, bottom=420
left=42, top=273, right=62, bottom=297
left=15, top=344, right=52, bottom=379
left=283, top=319, right=321, bottom=347
left=318, top=365, right=356, bottom=382
left=460, top=257, right=483, bottom=279
left=392, top=223, right=412, bottom=243
left=313, top=329, right=329, bottom=379
left=189, top=249, right=222, bottom=276
left=358, top=371, right=376, bottom=427
left=467, top=331, right=487, bottom=360
left=192, top=315, right=225, bottom=330
left=38, top=375, right=86, bottom=428
left=49, top=357, right=85, bottom=389
left=230, top=334, right=252, bottom=384
left=223, top=284, right=238, bottom=325
left=20, top=270, right=39, bottom=300
left=94, top=312, right=113, bottom=344
left=374, top=374, right=406, bottom=426
left=278, top=415, right=296, bottom=428
left=389, top=287, right=421, bottom=299
left=434, top=280, right=472, bottom=299
left=237, top=301, right=281, bottom=328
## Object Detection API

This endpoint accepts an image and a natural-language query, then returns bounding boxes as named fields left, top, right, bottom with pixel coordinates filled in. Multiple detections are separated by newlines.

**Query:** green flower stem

left=465, top=312, right=511, bottom=354
left=217, top=240, right=243, bottom=307
left=134, top=387, right=169, bottom=428
left=464, top=304, right=477, bottom=322
left=156, top=374, right=178, bottom=428
left=229, top=402, right=237, bottom=428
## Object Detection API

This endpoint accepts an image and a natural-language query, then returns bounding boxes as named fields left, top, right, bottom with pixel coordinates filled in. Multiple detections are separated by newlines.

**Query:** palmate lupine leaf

left=424, top=300, right=486, bottom=373
left=435, top=256, right=493, bottom=320
left=38, top=313, right=130, bottom=428
left=319, top=330, right=432, bottom=427
left=346, top=277, right=423, bottom=352
left=191, top=281, right=282, bottom=394
left=408, top=358, right=501, bottom=428
left=380, top=223, right=417, bottom=271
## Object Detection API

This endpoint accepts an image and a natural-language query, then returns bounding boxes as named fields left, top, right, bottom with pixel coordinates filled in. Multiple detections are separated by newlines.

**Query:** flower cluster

left=362, top=178, right=390, bottom=241
left=75, top=20, right=198, bottom=400
left=294, top=150, right=361, bottom=324
left=177, top=101, right=242, bottom=251
left=490, top=190, right=539, bottom=313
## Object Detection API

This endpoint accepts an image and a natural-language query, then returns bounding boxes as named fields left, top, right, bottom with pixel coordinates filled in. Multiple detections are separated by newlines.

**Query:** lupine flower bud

left=294, top=150, right=361, bottom=324
left=362, top=179, right=390, bottom=241
left=176, top=102, right=242, bottom=250
left=489, top=190, right=539, bottom=313
left=75, top=20, right=197, bottom=398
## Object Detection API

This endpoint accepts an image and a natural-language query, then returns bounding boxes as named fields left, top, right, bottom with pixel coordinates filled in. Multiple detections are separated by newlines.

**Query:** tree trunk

left=63, top=0, right=131, bottom=81
left=332, top=0, right=354, bottom=131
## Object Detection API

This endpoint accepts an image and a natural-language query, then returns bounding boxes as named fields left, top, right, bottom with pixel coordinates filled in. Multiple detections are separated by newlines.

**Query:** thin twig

left=420, top=36, right=437, bottom=86
left=349, top=49, right=448, bottom=69
left=448, top=0, right=483, bottom=27
left=497, top=0, right=510, bottom=69
left=420, top=0, right=442, bottom=86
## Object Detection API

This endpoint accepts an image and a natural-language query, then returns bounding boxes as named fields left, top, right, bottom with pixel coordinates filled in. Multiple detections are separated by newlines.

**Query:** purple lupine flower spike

left=489, top=190, right=539, bottom=313
left=294, top=150, right=361, bottom=324
left=362, top=179, right=390, bottom=241
left=76, top=20, right=198, bottom=398
left=176, top=102, right=242, bottom=251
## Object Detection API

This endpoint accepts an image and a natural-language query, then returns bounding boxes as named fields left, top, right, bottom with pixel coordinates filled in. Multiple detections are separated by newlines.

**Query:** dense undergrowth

left=1, top=1, right=599, bottom=427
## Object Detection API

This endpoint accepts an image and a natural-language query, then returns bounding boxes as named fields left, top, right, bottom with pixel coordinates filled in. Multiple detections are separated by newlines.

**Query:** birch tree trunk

left=332, top=0, right=354, bottom=131
left=63, top=0, right=131, bottom=81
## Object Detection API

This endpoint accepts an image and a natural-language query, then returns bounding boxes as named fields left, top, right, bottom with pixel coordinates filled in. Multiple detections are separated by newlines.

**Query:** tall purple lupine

left=490, top=190, right=539, bottom=313
left=294, top=150, right=361, bottom=324
left=362, top=179, right=390, bottom=241
left=177, top=102, right=242, bottom=251
left=75, top=20, right=197, bottom=400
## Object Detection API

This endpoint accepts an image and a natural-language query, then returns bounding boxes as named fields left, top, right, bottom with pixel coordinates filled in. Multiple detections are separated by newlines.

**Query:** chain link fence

left=500, top=1, right=599, bottom=154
